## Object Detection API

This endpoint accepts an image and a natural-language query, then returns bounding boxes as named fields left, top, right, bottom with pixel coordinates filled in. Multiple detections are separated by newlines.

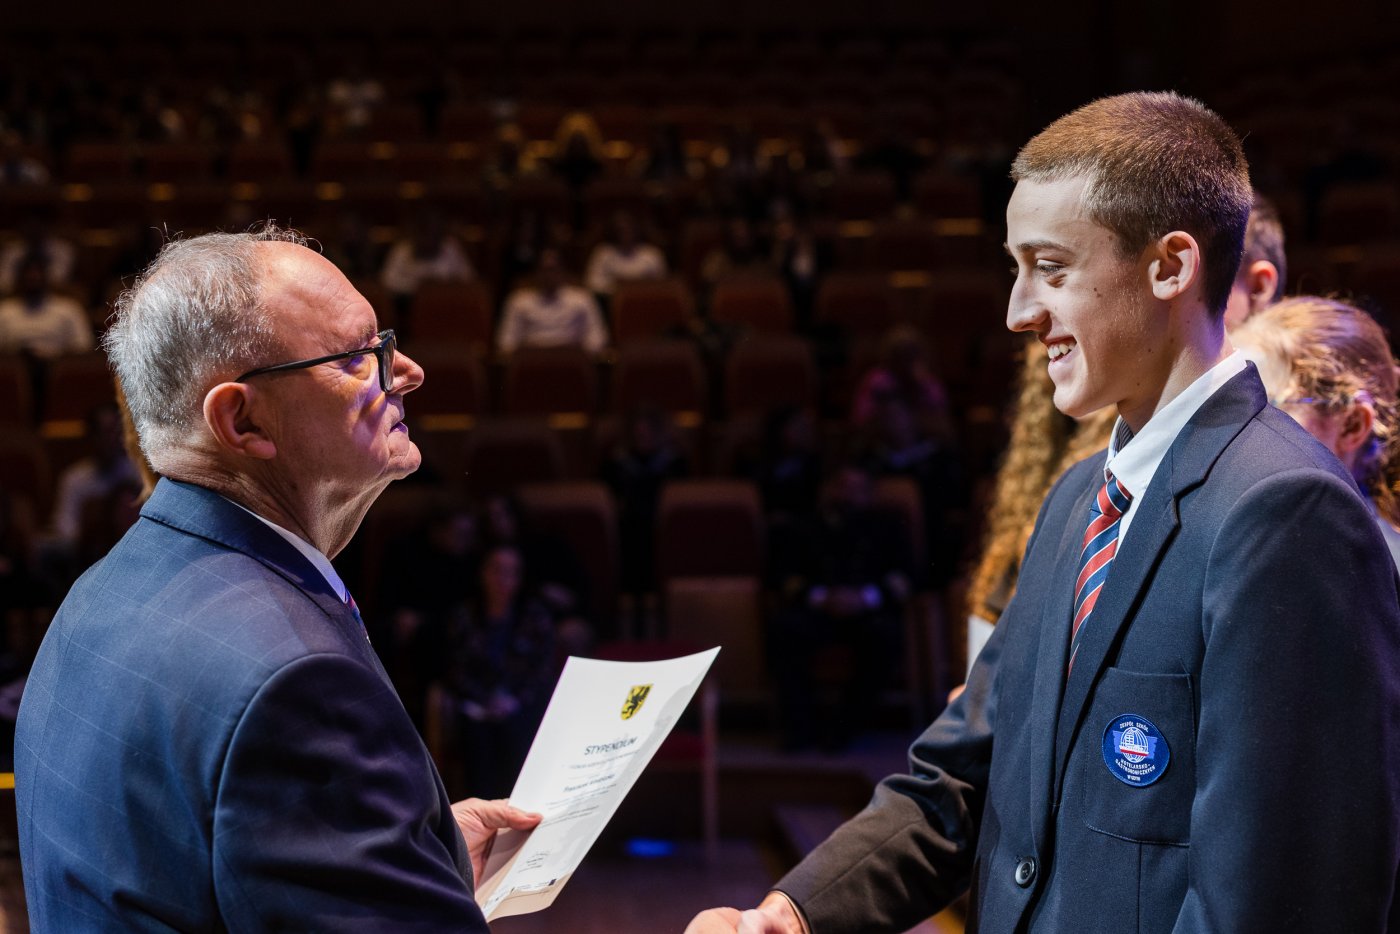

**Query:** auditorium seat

left=815, top=271, right=901, bottom=339
left=610, top=279, right=695, bottom=345
left=655, top=479, right=767, bottom=705
left=609, top=340, right=708, bottom=418
left=226, top=139, right=293, bottom=182
left=517, top=480, right=620, bottom=629
left=0, top=431, right=51, bottom=515
left=462, top=418, right=568, bottom=497
left=408, top=348, right=488, bottom=430
left=710, top=275, right=794, bottom=334
left=142, top=142, right=214, bottom=182
left=407, top=280, right=494, bottom=351
left=41, top=351, right=114, bottom=433
left=655, top=479, right=764, bottom=582
left=0, top=356, right=33, bottom=428
left=501, top=346, right=599, bottom=420
left=723, top=334, right=817, bottom=417
left=825, top=173, right=898, bottom=221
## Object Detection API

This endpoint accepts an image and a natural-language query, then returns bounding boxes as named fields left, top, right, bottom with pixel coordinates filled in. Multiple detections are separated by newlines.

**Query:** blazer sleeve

left=212, top=652, right=488, bottom=933
left=774, top=615, right=1004, bottom=933
left=1175, top=467, right=1400, bottom=931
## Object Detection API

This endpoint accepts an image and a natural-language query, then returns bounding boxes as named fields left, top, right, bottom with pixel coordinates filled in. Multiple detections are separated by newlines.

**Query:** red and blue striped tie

left=1069, top=471, right=1132, bottom=674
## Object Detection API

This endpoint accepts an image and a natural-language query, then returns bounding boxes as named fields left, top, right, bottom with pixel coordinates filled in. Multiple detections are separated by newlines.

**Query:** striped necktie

left=1069, top=471, right=1132, bottom=673
left=345, top=591, right=363, bottom=627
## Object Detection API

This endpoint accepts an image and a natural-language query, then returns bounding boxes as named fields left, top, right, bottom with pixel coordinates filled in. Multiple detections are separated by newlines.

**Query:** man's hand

left=685, top=892, right=808, bottom=933
left=451, top=798, right=543, bottom=882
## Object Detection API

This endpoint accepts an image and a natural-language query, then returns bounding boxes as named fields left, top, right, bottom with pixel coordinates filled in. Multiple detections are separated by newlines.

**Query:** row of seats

left=384, top=271, right=1002, bottom=343
left=348, top=473, right=947, bottom=713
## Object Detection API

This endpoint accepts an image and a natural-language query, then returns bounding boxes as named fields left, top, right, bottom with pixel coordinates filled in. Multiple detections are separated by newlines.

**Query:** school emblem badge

left=621, top=684, right=653, bottom=720
left=1101, top=714, right=1170, bottom=787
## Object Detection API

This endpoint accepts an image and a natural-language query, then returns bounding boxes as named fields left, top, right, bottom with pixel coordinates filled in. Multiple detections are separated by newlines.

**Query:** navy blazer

left=779, top=366, right=1400, bottom=932
left=16, top=478, right=487, bottom=932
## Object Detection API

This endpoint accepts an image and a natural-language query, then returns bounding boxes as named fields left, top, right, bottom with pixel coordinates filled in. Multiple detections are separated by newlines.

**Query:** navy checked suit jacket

left=778, top=366, right=1400, bottom=933
left=16, top=478, right=487, bottom=932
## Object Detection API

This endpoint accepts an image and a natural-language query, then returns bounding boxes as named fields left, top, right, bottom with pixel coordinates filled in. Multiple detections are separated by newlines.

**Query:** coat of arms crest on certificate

left=621, top=684, right=653, bottom=720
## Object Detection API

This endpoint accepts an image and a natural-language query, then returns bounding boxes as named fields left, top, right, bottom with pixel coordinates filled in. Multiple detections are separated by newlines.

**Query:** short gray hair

left=103, top=225, right=308, bottom=460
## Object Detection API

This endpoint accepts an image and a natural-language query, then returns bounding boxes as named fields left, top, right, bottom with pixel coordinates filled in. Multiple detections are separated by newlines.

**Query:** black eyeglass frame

left=235, top=329, right=397, bottom=394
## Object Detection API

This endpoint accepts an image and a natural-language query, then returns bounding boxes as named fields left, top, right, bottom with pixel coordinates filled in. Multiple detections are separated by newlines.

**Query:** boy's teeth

left=1048, top=341, right=1075, bottom=360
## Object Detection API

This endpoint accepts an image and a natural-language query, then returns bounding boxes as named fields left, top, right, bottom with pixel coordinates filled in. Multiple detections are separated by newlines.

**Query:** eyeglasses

left=236, top=329, right=397, bottom=394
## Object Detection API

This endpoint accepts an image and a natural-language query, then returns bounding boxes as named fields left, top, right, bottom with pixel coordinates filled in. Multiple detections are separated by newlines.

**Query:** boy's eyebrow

left=1005, top=238, right=1072, bottom=256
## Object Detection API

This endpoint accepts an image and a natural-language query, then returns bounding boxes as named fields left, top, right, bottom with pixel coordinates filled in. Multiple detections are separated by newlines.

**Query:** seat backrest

left=518, top=480, right=620, bottom=627
left=610, top=339, right=707, bottom=416
left=723, top=335, right=817, bottom=417
left=502, top=346, right=599, bottom=417
left=655, top=478, right=764, bottom=582
left=463, top=418, right=568, bottom=496
left=611, top=278, right=694, bottom=345
left=710, top=275, right=794, bottom=334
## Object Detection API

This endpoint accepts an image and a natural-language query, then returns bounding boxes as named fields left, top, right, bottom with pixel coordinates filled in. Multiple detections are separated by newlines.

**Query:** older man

left=15, top=227, right=539, bottom=931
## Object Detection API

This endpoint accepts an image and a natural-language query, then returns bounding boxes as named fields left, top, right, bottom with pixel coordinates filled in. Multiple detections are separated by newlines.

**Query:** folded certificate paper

left=475, top=647, right=720, bottom=920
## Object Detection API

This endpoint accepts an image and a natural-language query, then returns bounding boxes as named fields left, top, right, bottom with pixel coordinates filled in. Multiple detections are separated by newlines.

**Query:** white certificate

left=474, top=647, right=720, bottom=921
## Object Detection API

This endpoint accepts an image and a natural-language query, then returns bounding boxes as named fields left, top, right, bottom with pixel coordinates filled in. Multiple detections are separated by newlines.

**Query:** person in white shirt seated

left=1232, top=294, right=1400, bottom=568
left=0, top=252, right=93, bottom=359
left=496, top=247, right=609, bottom=356
left=583, top=210, right=668, bottom=303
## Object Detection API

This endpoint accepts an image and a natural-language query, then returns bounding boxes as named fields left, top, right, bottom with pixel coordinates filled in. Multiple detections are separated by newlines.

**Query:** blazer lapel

left=1051, top=367, right=1267, bottom=782
left=1024, top=470, right=1100, bottom=851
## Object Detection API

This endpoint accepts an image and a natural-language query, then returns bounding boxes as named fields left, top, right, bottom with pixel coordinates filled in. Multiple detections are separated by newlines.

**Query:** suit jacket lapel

left=1025, top=470, right=1099, bottom=851
left=1051, top=367, right=1266, bottom=782
left=140, top=479, right=379, bottom=671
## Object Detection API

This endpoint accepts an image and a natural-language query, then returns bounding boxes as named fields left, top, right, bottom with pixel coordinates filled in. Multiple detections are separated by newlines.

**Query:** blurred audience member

left=584, top=211, right=668, bottom=302
left=0, top=131, right=50, bottom=185
left=0, top=253, right=93, bottom=359
left=768, top=462, right=914, bottom=751
left=442, top=544, right=557, bottom=799
left=736, top=405, right=823, bottom=531
left=379, top=211, right=475, bottom=313
left=379, top=502, right=482, bottom=722
left=551, top=113, right=605, bottom=199
left=634, top=121, right=692, bottom=183
left=0, top=219, right=76, bottom=295
left=478, top=492, right=593, bottom=651
left=325, top=59, right=384, bottom=136
left=1233, top=296, right=1400, bottom=567
left=322, top=210, right=382, bottom=281
left=497, top=248, right=608, bottom=355
left=1222, top=193, right=1289, bottom=331
left=33, top=403, right=140, bottom=597
left=601, top=405, right=690, bottom=614
left=851, top=325, right=951, bottom=437
left=700, top=216, right=770, bottom=291
left=771, top=207, right=832, bottom=327
left=855, top=393, right=963, bottom=587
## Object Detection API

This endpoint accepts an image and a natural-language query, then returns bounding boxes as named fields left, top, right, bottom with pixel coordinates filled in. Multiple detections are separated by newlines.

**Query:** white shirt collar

left=224, top=497, right=349, bottom=603
left=1105, top=350, right=1249, bottom=503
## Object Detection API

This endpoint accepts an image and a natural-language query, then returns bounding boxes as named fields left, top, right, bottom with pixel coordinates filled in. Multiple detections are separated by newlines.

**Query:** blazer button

left=1014, top=857, right=1037, bottom=888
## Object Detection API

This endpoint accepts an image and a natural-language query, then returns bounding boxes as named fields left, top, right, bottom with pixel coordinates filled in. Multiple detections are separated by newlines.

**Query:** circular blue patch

left=1101, top=713, right=1170, bottom=787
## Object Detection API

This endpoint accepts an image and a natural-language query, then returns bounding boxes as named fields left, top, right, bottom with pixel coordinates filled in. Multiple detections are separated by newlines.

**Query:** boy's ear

left=1148, top=231, right=1202, bottom=302
left=203, top=382, right=277, bottom=460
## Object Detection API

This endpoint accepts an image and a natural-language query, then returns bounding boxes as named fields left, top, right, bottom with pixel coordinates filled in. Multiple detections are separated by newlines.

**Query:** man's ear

left=1244, top=260, right=1280, bottom=314
left=1148, top=231, right=1202, bottom=302
left=203, top=382, right=277, bottom=460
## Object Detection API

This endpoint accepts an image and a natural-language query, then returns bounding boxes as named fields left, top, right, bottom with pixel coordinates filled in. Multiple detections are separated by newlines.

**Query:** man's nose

left=391, top=349, right=425, bottom=394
